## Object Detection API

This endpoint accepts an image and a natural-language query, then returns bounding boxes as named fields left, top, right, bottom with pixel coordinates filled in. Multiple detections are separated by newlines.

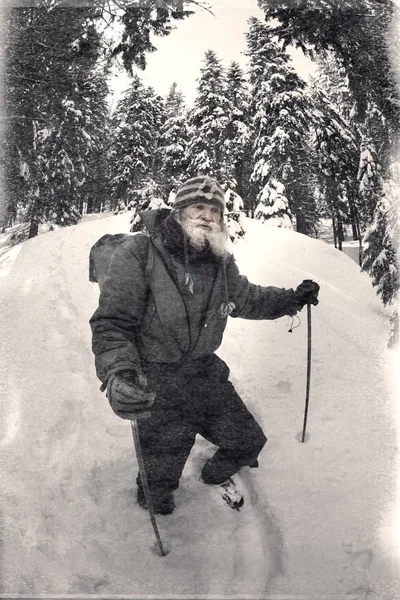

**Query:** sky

left=108, top=0, right=317, bottom=109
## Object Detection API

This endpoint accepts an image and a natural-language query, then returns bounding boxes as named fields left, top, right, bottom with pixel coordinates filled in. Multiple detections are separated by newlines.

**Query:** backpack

left=89, top=232, right=154, bottom=289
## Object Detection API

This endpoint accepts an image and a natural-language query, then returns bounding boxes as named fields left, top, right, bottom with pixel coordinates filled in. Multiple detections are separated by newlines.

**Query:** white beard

left=177, top=213, right=231, bottom=259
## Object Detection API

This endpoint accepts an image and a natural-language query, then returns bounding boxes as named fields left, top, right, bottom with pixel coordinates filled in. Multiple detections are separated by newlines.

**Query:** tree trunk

left=348, top=196, right=359, bottom=240
left=235, top=162, right=243, bottom=199
left=336, top=208, right=344, bottom=251
left=331, top=211, right=338, bottom=249
left=296, top=211, right=307, bottom=234
left=389, top=309, right=399, bottom=348
left=86, top=197, right=94, bottom=213
left=356, top=214, right=363, bottom=266
left=347, top=188, right=362, bottom=242
left=28, top=218, right=38, bottom=239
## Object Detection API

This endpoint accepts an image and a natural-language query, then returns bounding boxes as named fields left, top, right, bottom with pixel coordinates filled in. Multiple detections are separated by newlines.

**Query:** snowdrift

left=0, top=213, right=397, bottom=599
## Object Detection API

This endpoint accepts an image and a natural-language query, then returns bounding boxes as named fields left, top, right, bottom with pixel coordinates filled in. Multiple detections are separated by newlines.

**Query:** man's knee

left=236, top=416, right=267, bottom=455
left=243, top=427, right=267, bottom=463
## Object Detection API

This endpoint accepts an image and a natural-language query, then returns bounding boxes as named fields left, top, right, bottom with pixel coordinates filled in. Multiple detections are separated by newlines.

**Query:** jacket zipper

left=151, top=237, right=193, bottom=354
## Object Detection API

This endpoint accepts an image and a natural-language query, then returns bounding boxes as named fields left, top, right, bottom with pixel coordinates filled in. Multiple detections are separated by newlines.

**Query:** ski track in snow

left=0, top=213, right=398, bottom=598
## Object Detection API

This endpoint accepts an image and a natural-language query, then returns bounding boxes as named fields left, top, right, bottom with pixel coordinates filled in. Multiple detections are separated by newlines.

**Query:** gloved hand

left=294, top=279, right=320, bottom=309
left=106, top=370, right=156, bottom=420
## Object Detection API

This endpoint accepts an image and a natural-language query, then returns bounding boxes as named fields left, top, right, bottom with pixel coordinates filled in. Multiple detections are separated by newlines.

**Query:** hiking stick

left=301, top=304, right=312, bottom=443
left=130, top=419, right=167, bottom=557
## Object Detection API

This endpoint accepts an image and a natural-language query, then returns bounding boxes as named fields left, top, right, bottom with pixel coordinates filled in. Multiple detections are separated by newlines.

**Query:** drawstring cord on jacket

left=183, top=233, right=195, bottom=294
left=288, top=315, right=301, bottom=333
left=182, top=231, right=235, bottom=319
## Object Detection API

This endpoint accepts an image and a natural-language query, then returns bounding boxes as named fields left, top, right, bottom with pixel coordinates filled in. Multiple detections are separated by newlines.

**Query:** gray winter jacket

left=90, top=209, right=300, bottom=388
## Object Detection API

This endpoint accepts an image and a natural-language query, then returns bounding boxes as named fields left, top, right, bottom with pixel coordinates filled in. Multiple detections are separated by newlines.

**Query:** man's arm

left=227, top=257, right=302, bottom=320
left=89, top=236, right=149, bottom=390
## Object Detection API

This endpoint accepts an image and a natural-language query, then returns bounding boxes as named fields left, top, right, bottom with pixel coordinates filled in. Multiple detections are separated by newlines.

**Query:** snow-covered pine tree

left=80, top=66, right=110, bottom=215
left=309, top=66, right=360, bottom=249
left=357, top=138, right=382, bottom=224
left=111, top=3, right=193, bottom=73
left=108, top=75, right=165, bottom=208
left=246, top=18, right=316, bottom=234
left=224, top=62, right=252, bottom=207
left=356, top=120, right=397, bottom=291
left=362, top=196, right=399, bottom=306
left=158, top=82, right=189, bottom=195
left=3, top=7, right=55, bottom=235
left=34, top=23, right=110, bottom=226
left=255, top=179, right=293, bottom=228
left=129, top=180, right=169, bottom=233
left=224, top=188, right=247, bottom=243
left=258, top=0, right=400, bottom=151
left=4, top=8, right=110, bottom=233
left=310, top=57, right=361, bottom=245
left=361, top=159, right=400, bottom=342
left=186, top=50, right=230, bottom=181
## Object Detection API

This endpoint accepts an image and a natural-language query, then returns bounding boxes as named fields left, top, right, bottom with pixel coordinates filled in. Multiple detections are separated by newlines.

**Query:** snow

left=0, top=213, right=398, bottom=598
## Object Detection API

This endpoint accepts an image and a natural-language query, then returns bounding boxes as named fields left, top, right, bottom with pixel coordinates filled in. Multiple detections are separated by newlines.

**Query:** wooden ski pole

left=130, top=419, right=167, bottom=557
left=301, top=304, right=312, bottom=443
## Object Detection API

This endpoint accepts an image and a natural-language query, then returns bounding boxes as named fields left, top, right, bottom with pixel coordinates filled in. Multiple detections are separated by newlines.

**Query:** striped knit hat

left=173, top=176, right=225, bottom=214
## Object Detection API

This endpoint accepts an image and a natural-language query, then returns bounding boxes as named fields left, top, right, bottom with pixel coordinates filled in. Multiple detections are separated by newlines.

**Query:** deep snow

left=0, top=212, right=398, bottom=599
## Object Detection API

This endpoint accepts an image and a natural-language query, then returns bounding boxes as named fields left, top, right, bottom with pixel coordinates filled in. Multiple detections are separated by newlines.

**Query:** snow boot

left=202, top=476, right=244, bottom=511
left=136, top=483, right=175, bottom=516
left=218, top=478, right=244, bottom=510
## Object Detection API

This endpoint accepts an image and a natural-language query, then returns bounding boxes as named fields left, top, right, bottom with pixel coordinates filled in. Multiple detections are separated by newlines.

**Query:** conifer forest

left=1, top=0, right=400, bottom=334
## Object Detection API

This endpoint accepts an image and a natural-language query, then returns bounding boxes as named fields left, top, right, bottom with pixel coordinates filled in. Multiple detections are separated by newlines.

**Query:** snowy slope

left=0, top=213, right=398, bottom=599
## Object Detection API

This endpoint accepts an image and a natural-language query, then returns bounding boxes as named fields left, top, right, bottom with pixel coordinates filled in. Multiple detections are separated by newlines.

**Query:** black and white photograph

left=0, top=0, right=399, bottom=598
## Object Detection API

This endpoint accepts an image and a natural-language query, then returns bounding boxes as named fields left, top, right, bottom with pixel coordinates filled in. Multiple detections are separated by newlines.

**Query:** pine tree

left=3, top=8, right=48, bottom=234
left=258, top=0, right=400, bottom=228
left=108, top=75, right=165, bottom=207
left=255, top=179, right=293, bottom=228
left=158, top=82, right=189, bottom=194
left=357, top=139, right=382, bottom=223
left=309, top=69, right=360, bottom=249
left=257, top=0, right=400, bottom=147
left=111, top=3, right=193, bottom=73
left=361, top=160, right=400, bottom=327
left=225, top=188, right=247, bottom=242
left=224, top=62, right=252, bottom=204
left=186, top=50, right=230, bottom=181
left=35, top=22, right=110, bottom=226
left=362, top=196, right=399, bottom=306
left=310, top=56, right=361, bottom=244
left=80, top=68, right=111, bottom=215
left=246, top=18, right=317, bottom=234
left=3, top=8, right=110, bottom=233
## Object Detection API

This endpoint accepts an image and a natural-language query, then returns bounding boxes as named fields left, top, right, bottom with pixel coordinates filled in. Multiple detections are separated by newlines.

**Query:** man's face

left=182, top=203, right=222, bottom=229
left=177, top=201, right=228, bottom=258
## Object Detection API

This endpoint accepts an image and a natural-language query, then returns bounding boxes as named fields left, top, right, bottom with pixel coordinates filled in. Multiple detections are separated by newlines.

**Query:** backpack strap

left=144, top=234, right=155, bottom=286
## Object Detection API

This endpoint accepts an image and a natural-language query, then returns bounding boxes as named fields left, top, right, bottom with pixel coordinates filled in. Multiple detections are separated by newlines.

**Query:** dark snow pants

left=137, top=354, right=267, bottom=495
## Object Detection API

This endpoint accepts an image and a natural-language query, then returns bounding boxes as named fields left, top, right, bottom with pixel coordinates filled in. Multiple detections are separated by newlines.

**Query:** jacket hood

left=139, top=208, right=171, bottom=236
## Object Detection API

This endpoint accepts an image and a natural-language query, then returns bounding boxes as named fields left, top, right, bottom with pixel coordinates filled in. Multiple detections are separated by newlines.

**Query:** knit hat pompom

left=173, top=176, right=225, bottom=214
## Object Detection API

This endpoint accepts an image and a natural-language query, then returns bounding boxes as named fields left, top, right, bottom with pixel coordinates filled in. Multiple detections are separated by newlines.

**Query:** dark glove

left=294, top=279, right=320, bottom=309
left=106, top=370, right=156, bottom=420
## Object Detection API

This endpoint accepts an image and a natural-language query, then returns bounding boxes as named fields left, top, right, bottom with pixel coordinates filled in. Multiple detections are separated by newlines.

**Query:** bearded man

left=90, top=176, right=320, bottom=515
